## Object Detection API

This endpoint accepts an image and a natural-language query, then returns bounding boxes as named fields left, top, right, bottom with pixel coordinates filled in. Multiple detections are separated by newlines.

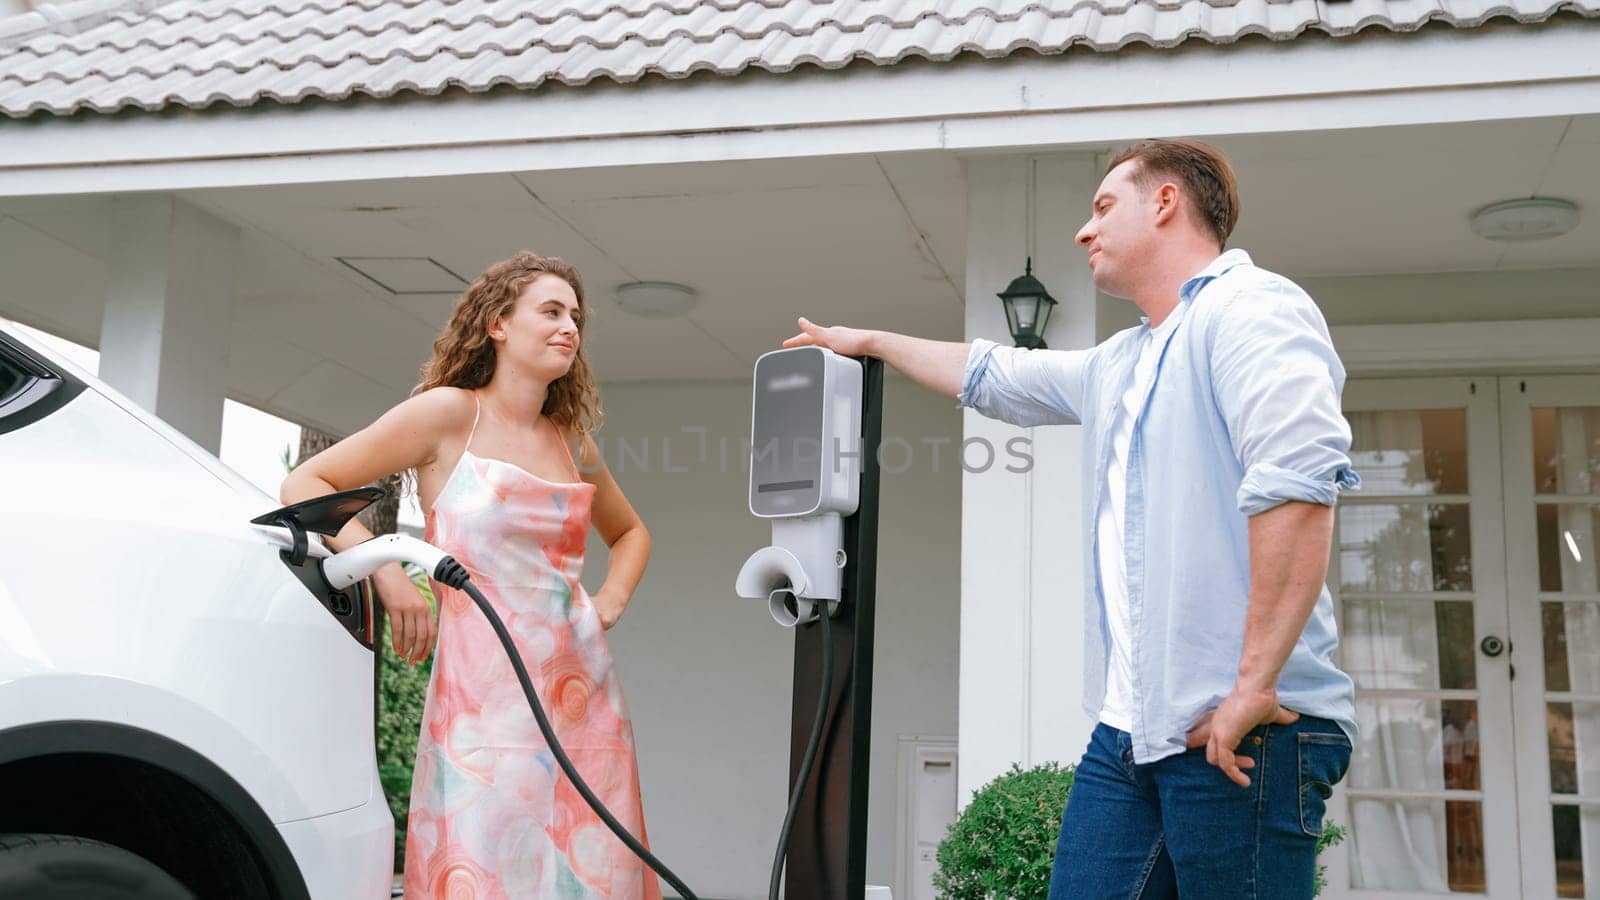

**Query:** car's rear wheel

left=0, top=833, right=194, bottom=899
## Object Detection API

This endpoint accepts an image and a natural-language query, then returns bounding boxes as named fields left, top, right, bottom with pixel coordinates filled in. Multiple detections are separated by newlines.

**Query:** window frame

left=0, top=326, right=87, bottom=435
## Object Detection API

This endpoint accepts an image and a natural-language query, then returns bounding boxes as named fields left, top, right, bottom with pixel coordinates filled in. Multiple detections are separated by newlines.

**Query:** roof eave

left=0, top=19, right=1595, bottom=196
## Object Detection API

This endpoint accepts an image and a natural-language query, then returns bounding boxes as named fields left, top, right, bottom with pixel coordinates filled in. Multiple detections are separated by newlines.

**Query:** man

left=784, top=139, right=1358, bottom=898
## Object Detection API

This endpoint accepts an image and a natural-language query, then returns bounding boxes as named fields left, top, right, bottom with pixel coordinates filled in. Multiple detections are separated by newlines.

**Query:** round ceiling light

left=613, top=281, right=698, bottom=317
left=1469, top=197, right=1580, bottom=242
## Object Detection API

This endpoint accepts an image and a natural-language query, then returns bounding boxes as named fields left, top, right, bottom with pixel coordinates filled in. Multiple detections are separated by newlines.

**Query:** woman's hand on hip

left=592, top=588, right=629, bottom=631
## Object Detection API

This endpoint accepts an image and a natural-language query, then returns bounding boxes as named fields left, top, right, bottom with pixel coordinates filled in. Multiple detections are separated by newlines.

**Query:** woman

left=280, top=252, right=659, bottom=899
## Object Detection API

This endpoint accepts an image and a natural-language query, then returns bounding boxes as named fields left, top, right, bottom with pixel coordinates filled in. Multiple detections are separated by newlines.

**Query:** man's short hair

left=1107, top=139, right=1240, bottom=248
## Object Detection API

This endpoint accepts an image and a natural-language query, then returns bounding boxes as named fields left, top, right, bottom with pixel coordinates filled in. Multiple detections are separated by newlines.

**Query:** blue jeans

left=1047, top=716, right=1352, bottom=900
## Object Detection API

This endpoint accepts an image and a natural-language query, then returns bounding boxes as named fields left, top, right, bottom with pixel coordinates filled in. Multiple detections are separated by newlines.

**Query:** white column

left=99, top=195, right=238, bottom=454
left=959, top=152, right=1105, bottom=803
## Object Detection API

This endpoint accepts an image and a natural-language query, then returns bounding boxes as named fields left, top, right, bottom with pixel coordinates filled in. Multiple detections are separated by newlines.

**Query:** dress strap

left=465, top=390, right=482, bottom=451
left=552, top=418, right=583, bottom=480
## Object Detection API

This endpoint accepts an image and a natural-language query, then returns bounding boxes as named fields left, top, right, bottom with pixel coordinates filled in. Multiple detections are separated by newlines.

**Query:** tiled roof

left=0, top=0, right=1595, bottom=117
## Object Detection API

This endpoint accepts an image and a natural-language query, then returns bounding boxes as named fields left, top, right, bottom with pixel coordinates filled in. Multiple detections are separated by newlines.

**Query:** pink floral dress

left=404, top=395, right=659, bottom=899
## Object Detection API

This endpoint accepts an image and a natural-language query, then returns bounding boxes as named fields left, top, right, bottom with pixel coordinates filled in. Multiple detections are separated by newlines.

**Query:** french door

left=1501, top=377, right=1600, bottom=899
left=1328, top=375, right=1600, bottom=899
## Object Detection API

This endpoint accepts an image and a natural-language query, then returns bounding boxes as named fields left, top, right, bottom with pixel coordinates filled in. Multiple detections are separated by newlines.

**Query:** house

left=1, top=0, right=1597, bottom=896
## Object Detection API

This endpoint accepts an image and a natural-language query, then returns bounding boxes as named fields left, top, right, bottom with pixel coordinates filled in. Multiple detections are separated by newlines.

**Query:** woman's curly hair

left=416, top=251, right=604, bottom=437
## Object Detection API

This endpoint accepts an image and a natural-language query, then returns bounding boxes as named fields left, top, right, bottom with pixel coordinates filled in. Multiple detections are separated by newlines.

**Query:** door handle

left=1480, top=635, right=1506, bottom=657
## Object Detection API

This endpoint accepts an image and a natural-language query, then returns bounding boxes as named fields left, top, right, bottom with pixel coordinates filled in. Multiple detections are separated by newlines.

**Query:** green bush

left=933, top=762, right=1074, bottom=900
left=1315, top=820, right=1347, bottom=897
left=376, top=565, right=436, bottom=871
left=933, top=761, right=1346, bottom=899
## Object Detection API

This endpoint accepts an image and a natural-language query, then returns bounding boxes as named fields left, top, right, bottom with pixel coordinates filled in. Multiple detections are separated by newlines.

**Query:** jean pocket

left=1298, top=732, right=1352, bottom=838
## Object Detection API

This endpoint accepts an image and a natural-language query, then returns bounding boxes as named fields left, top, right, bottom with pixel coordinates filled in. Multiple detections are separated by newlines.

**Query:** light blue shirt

left=958, top=249, right=1360, bottom=763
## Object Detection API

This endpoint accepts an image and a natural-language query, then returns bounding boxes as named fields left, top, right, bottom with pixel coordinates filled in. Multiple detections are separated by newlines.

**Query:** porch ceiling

left=0, top=114, right=1594, bottom=435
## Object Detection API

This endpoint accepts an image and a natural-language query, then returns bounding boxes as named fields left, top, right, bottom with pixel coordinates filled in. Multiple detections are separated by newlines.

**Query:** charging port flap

left=251, top=487, right=388, bottom=649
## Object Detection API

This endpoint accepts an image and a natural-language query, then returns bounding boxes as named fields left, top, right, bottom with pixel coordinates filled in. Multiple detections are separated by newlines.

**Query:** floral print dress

left=404, top=395, right=659, bottom=899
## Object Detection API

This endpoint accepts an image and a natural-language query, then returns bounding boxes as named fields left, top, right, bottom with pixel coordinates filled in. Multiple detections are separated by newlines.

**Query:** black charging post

left=784, top=355, right=883, bottom=899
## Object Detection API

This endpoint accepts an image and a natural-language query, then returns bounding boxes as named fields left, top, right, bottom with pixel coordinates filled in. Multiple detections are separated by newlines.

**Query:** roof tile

left=0, top=0, right=1594, bottom=117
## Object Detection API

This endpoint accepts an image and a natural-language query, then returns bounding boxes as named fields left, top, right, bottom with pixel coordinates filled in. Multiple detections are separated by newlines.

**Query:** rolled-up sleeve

left=1209, top=280, right=1361, bottom=516
left=958, top=338, right=1093, bottom=426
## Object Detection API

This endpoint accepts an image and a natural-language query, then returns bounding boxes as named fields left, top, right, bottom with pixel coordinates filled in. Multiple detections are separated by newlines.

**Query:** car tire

left=0, top=833, right=194, bottom=899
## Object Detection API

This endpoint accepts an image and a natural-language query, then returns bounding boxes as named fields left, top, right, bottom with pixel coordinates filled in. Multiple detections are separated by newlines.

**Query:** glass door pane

left=1338, top=379, right=1520, bottom=899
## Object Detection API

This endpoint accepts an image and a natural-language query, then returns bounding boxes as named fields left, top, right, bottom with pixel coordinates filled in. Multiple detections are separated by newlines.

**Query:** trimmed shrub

left=1315, top=820, right=1347, bottom=897
left=933, top=762, right=1074, bottom=900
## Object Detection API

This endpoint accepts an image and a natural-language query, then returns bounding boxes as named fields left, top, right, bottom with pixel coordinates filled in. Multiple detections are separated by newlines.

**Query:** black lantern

left=996, top=257, right=1056, bottom=350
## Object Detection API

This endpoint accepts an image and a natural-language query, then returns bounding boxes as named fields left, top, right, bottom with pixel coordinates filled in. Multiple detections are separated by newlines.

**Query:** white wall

left=585, top=375, right=962, bottom=899
left=958, top=153, right=1106, bottom=805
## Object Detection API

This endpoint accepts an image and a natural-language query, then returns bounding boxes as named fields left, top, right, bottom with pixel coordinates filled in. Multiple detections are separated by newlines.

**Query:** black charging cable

left=768, top=598, right=834, bottom=900
left=432, top=558, right=700, bottom=900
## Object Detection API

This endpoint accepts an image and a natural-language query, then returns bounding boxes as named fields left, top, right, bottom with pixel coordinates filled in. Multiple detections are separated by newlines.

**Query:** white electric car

left=0, top=323, right=393, bottom=899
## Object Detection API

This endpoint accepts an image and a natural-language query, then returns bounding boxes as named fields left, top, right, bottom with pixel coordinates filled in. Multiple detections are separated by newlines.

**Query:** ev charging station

left=737, top=347, right=884, bottom=900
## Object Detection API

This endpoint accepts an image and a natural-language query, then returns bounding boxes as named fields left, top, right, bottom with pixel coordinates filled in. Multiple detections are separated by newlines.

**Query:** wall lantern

left=996, top=257, right=1056, bottom=350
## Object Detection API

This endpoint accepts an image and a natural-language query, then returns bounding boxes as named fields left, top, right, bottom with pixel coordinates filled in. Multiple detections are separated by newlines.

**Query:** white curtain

left=1344, top=411, right=1453, bottom=892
